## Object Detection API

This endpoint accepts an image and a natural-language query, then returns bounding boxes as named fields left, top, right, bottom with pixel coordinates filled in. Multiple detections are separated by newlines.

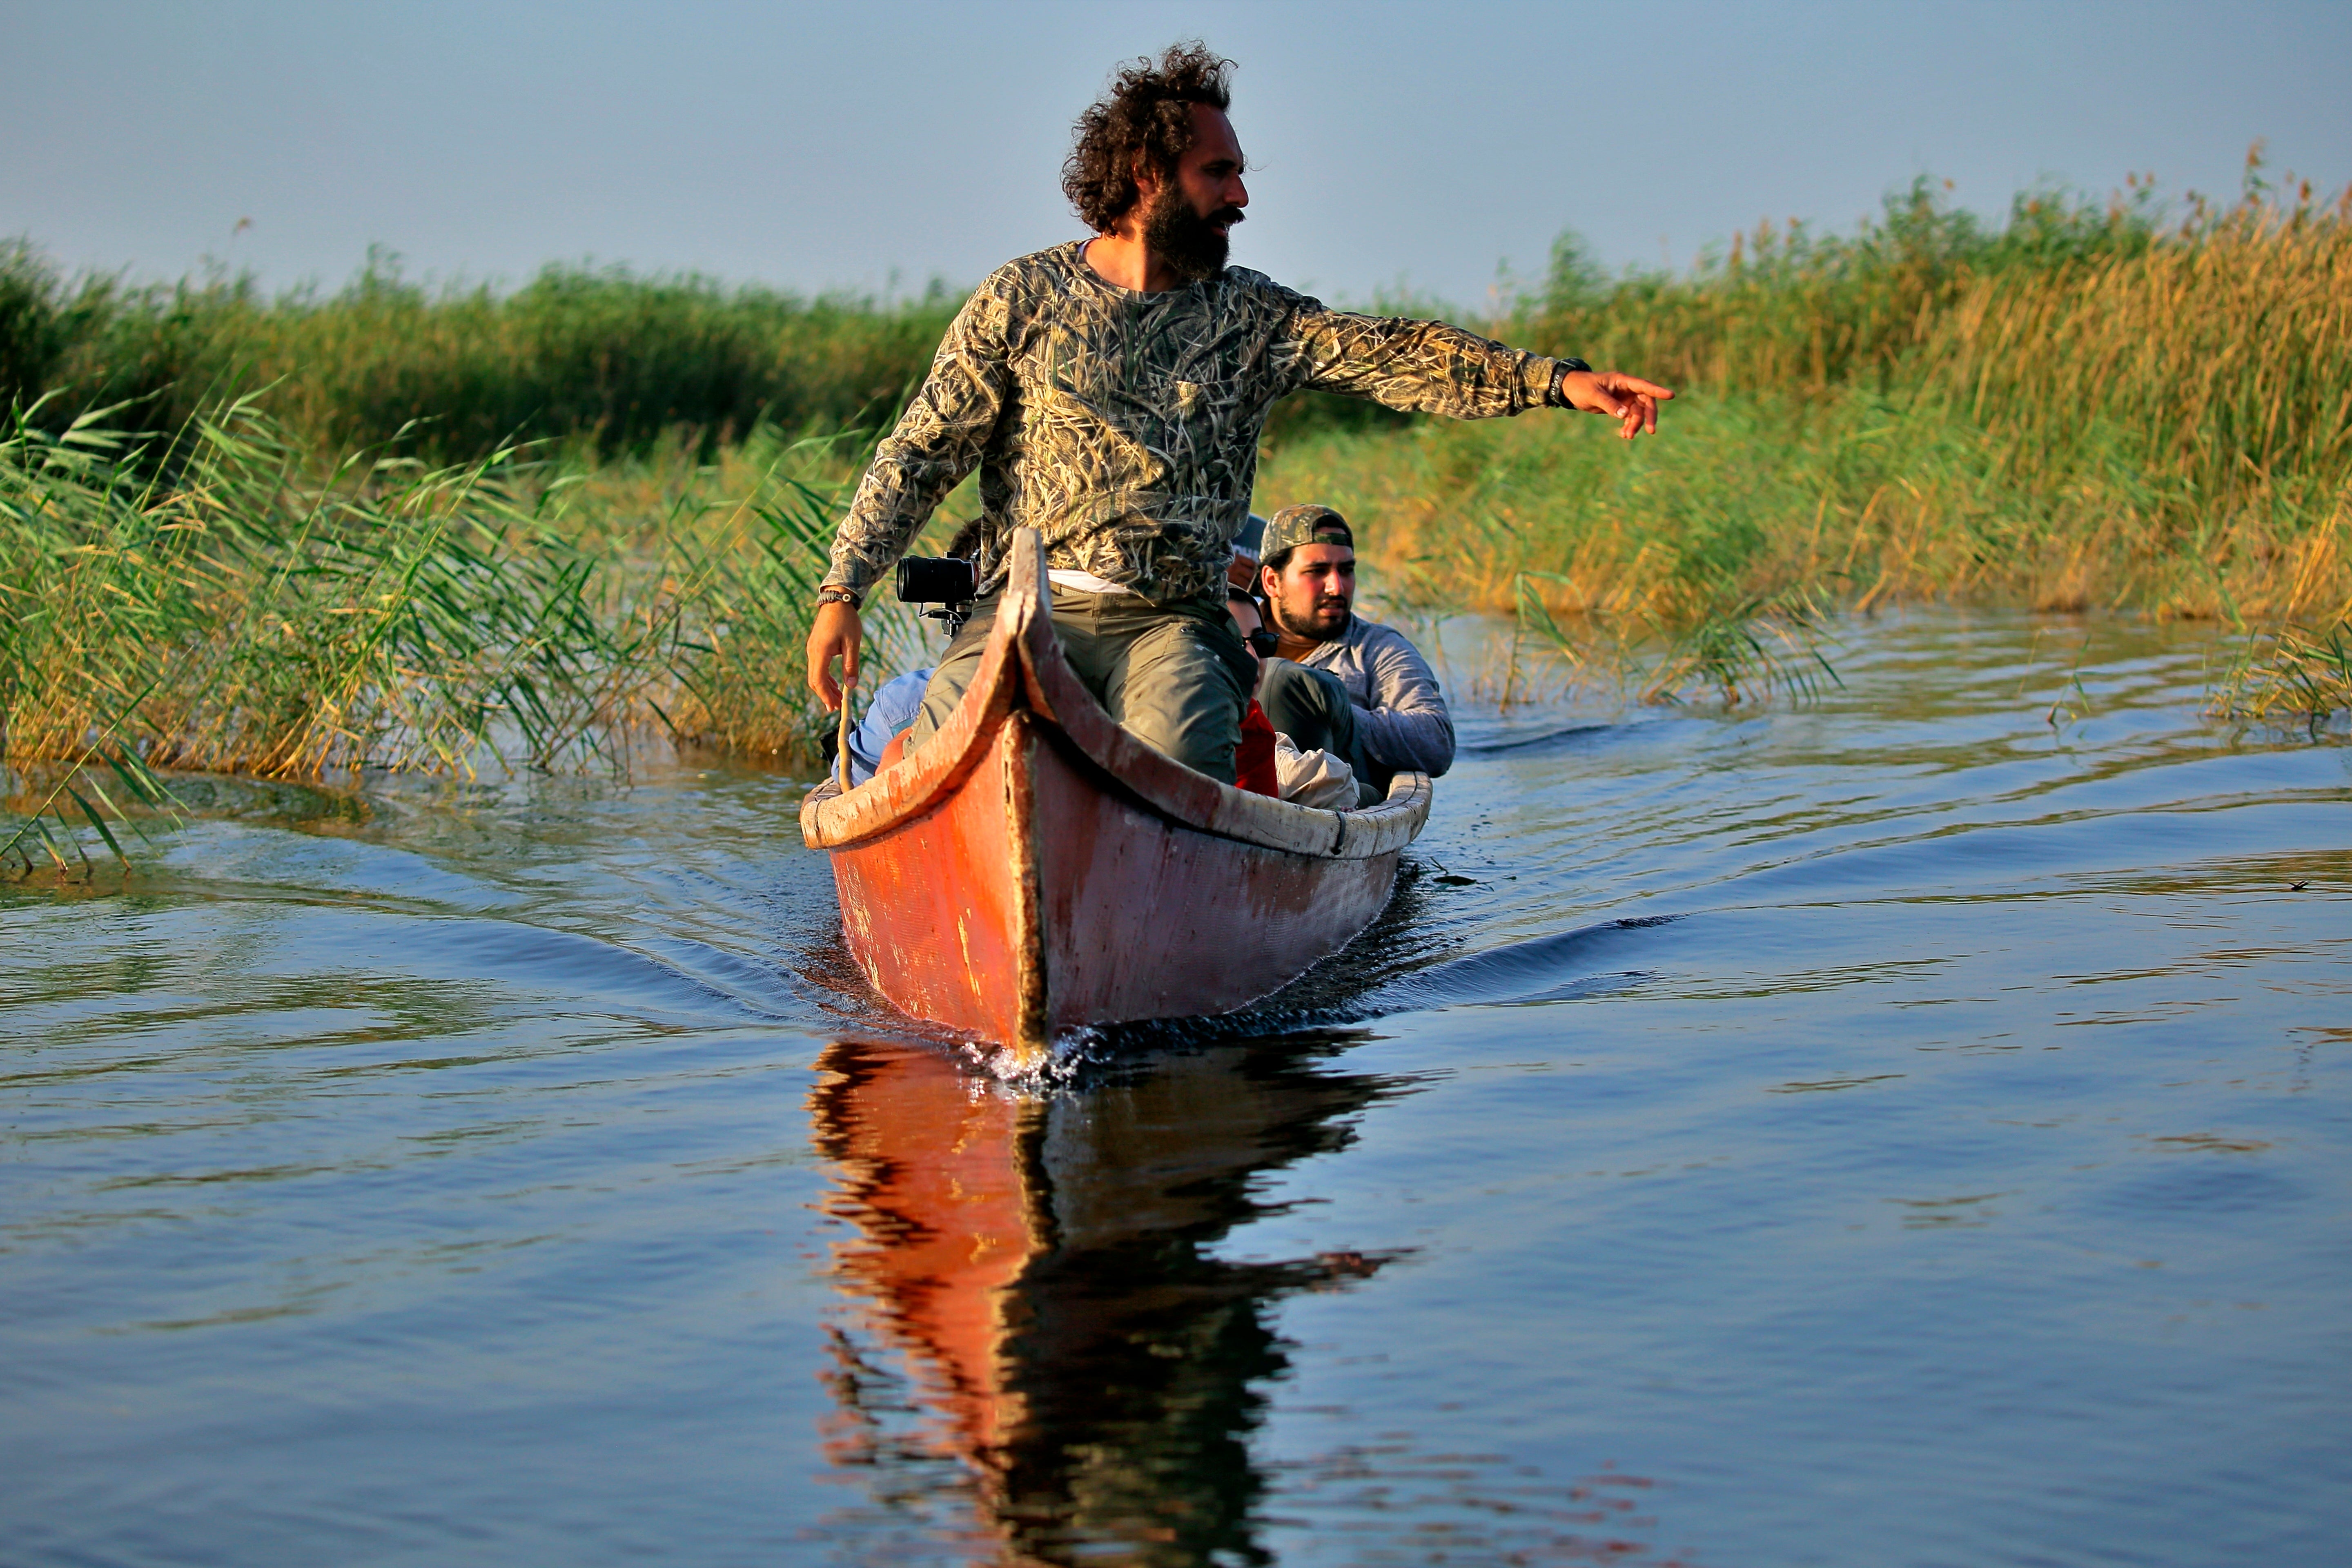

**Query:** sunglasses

left=1246, top=628, right=1279, bottom=659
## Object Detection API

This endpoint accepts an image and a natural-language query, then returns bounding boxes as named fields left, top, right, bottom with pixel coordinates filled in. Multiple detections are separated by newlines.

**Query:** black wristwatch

left=1546, top=357, right=1594, bottom=407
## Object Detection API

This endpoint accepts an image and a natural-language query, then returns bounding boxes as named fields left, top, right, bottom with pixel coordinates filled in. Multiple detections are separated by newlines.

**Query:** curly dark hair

left=1061, top=42, right=1235, bottom=234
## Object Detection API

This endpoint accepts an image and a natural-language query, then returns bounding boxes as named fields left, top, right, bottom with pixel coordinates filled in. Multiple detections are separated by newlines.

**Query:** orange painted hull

left=803, top=529, right=1432, bottom=1063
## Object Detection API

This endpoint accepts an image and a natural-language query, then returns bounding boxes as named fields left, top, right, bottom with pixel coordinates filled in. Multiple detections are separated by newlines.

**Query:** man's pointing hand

left=1561, top=369, right=1676, bottom=439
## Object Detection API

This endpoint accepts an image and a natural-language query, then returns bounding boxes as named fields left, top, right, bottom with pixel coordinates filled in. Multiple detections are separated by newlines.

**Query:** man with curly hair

left=808, top=41, right=1670, bottom=784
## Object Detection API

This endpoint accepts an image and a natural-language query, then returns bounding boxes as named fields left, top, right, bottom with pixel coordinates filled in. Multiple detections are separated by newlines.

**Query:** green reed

left=2212, top=619, right=2352, bottom=723
left=0, top=245, right=960, bottom=462
left=7, top=154, right=2348, bottom=787
left=0, top=399, right=925, bottom=875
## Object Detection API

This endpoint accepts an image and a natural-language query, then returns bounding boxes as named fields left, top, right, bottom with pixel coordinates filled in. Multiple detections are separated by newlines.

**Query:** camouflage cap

left=1262, top=503, right=1354, bottom=560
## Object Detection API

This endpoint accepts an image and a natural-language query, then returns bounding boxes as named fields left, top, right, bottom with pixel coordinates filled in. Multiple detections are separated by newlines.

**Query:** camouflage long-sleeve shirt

left=824, top=240, right=1575, bottom=607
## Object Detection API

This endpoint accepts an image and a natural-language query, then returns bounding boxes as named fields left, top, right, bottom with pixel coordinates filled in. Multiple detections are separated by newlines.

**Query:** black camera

left=895, top=555, right=979, bottom=635
left=895, top=555, right=979, bottom=605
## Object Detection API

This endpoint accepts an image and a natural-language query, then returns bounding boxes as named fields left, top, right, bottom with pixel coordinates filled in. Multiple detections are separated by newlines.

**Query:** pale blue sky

left=6, top=0, right=2347, bottom=308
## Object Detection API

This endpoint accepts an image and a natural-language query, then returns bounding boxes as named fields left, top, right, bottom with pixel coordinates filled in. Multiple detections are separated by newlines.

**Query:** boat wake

left=1005, top=912, right=1694, bottom=1078
left=1348, top=913, right=1683, bottom=1012
left=1456, top=721, right=1619, bottom=757
left=790, top=859, right=1694, bottom=1087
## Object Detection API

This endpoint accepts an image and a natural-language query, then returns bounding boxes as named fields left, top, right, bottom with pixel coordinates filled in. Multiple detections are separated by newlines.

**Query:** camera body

left=895, top=555, right=979, bottom=635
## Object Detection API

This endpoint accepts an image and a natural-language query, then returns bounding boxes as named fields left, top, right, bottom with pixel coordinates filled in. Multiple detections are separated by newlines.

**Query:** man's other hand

left=807, top=600, right=863, bottom=711
left=1561, top=370, right=1676, bottom=439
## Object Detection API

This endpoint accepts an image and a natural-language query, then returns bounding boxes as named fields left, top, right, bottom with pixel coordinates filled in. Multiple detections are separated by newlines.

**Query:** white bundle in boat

left=1274, top=735, right=1359, bottom=810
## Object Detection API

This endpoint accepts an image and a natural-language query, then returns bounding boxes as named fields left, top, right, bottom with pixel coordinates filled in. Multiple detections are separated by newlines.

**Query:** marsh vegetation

left=5, top=157, right=2347, bottom=870
left=0, top=401, right=927, bottom=873
left=1265, top=161, right=2351, bottom=700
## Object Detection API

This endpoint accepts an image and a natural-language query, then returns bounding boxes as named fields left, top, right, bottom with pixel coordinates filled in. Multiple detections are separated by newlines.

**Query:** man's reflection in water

left=808, top=1033, right=1406, bottom=1566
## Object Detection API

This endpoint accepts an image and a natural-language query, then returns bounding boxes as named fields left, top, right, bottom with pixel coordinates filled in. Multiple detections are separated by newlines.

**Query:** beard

left=1271, top=592, right=1352, bottom=644
left=1143, top=188, right=1243, bottom=282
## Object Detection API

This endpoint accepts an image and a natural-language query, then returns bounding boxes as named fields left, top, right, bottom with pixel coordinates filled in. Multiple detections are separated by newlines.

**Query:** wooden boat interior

left=801, top=529, right=1432, bottom=855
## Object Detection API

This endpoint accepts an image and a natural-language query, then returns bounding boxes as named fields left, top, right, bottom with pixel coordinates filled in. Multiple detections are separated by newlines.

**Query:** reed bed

left=0, top=401, right=933, bottom=875
left=0, top=247, right=960, bottom=461
left=1265, top=172, right=2352, bottom=664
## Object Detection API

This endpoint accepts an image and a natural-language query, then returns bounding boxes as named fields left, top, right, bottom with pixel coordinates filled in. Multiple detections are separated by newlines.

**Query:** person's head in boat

left=1226, top=586, right=1277, bottom=674
left=1065, top=43, right=1247, bottom=287
left=1227, top=512, right=1267, bottom=593
left=1258, top=504, right=1356, bottom=648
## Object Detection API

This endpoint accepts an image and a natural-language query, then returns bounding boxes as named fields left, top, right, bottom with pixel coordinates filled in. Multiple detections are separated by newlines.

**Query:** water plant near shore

left=1264, top=169, right=2352, bottom=644
left=2213, top=618, right=2352, bottom=723
left=0, top=400, right=913, bottom=874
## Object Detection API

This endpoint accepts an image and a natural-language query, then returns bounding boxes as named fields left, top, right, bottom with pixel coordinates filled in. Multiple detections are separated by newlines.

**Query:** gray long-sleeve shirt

left=1294, top=615, right=1453, bottom=778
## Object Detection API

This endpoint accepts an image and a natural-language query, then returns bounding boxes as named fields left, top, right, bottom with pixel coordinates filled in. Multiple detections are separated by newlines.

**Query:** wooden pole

left=835, top=667, right=857, bottom=795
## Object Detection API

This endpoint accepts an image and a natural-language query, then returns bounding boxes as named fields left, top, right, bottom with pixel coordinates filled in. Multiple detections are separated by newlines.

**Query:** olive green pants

left=906, top=588, right=1255, bottom=783
left=1255, top=658, right=1386, bottom=807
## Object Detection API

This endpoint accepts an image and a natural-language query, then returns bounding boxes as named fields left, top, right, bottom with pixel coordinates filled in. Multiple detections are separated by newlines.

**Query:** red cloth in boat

left=1236, top=700, right=1279, bottom=796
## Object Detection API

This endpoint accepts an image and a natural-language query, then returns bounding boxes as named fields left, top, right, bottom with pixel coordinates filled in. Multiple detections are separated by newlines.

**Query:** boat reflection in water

left=807, top=1033, right=1405, bottom=1564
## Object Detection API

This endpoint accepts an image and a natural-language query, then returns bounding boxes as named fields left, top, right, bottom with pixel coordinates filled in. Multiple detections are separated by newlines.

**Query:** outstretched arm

left=1281, top=294, right=1673, bottom=437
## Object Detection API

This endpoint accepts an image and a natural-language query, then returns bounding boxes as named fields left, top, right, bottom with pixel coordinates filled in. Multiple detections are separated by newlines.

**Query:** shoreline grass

left=0, top=400, right=943, bottom=876
left=2212, top=617, right=2352, bottom=724
left=1261, top=166, right=2351, bottom=686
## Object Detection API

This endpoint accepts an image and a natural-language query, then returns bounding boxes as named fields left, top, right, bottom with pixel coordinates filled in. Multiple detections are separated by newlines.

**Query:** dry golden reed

left=1262, top=175, right=2352, bottom=653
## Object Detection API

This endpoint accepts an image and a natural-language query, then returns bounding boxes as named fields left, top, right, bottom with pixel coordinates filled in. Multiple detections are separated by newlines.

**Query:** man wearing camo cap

left=1254, top=504, right=1451, bottom=804
left=806, top=42, right=1669, bottom=784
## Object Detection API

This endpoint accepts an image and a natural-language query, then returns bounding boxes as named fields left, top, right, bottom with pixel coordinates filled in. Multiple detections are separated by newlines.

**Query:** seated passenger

left=1227, top=584, right=1360, bottom=808
left=843, top=668, right=931, bottom=784
left=1228, top=511, right=1267, bottom=593
left=1252, top=504, right=1454, bottom=806
left=839, top=521, right=981, bottom=784
left=1225, top=587, right=1280, bottom=795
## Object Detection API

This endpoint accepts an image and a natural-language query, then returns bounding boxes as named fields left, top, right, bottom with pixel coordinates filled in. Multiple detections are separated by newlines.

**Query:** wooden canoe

left=801, top=527, right=1432, bottom=1068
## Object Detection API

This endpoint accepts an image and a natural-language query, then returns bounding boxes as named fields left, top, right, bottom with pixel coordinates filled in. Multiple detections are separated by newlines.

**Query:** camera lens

left=895, top=555, right=979, bottom=604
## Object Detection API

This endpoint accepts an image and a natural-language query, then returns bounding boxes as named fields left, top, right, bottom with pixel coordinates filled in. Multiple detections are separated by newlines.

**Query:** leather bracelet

left=816, top=586, right=862, bottom=610
left=1546, top=357, right=1594, bottom=407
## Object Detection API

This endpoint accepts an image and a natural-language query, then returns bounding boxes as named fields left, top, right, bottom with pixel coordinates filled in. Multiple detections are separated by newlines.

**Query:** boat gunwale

left=801, top=529, right=1430, bottom=860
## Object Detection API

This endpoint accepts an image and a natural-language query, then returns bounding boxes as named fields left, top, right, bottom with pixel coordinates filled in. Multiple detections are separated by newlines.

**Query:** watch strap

left=1546, top=357, right=1595, bottom=407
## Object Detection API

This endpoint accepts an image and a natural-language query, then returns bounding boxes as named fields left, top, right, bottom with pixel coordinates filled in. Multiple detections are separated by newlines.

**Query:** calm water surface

left=4, top=611, right=2347, bottom=1566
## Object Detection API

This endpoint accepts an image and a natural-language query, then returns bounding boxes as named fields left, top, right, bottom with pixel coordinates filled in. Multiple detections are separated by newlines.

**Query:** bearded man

left=1252, top=504, right=1450, bottom=805
left=808, top=42, right=1670, bottom=784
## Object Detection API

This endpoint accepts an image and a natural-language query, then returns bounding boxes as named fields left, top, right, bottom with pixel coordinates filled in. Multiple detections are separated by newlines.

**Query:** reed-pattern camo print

left=824, top=241, right=1574, bottom=606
